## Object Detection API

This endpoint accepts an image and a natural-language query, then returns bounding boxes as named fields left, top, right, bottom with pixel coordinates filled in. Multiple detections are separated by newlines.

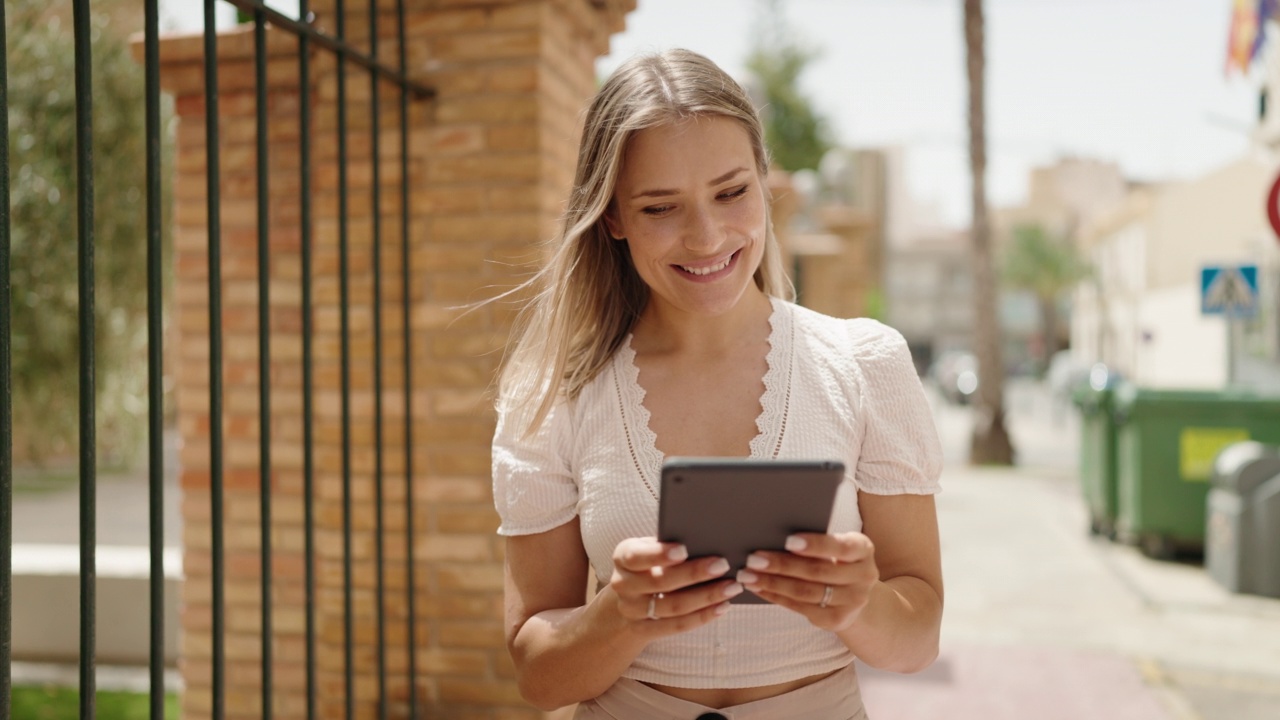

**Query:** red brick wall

left=152, top=2, right=635, bottom=717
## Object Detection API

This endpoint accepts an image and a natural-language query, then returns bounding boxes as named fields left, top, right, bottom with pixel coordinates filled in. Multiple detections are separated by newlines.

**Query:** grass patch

left=11, top=466, right=79, bottom=495
left=11, top=463, right=146, bottom=496
left=11, top=686, right=180, bottom=719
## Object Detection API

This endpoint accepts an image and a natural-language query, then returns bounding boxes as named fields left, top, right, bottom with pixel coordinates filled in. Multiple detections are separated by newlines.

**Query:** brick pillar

left=152, top=1, right=634, bottom=718
left=801, top=206, right=875, bottom=319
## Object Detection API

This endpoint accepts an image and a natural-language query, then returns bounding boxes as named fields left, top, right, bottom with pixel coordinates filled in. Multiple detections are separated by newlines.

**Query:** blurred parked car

left=930, top=350, right=979, bottom=405
left=1086, top=362, right=1124, bottom=391
left=1047, top=350, right=1091, bottom=401
left=1048, top=350, right=1125, bottom=398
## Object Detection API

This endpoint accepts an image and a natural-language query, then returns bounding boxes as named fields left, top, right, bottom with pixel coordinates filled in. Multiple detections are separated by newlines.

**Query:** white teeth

left=680, top=256, right=732, bottom=276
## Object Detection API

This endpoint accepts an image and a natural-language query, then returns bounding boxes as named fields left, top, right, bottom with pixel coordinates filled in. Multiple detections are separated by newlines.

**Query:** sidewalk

left=12, top=387, right=1280, bottom=717
left=856, top=382, right=1280, bottom=720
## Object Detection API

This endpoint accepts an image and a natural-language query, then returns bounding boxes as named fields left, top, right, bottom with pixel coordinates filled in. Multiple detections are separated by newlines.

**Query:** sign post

left=1267, top=172, right=1280, bottom=242
left=1201, top=265, right=1259, bottom=317
left=1201, top=265, right=1260, bottom=386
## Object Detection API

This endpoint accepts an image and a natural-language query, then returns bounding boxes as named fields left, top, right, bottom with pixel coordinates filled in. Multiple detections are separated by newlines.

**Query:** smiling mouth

left=677, top=250, right=738, bottom=276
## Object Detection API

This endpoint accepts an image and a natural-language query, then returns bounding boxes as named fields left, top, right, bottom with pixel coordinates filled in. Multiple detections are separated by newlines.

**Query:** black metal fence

left=0, top=0, right=434, bottom=717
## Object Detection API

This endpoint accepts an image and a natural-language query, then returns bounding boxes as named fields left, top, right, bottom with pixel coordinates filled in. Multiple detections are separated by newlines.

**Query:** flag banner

left=1227, top=0, right=1276, bottom=74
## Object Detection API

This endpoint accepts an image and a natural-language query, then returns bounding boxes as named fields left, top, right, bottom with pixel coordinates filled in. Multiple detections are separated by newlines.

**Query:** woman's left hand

left=735, top=532, right=878, bottom=632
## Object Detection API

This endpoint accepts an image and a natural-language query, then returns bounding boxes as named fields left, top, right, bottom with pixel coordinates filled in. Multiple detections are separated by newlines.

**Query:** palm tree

left=964, top=0, right=1014, bottom=465
left=747, top=0, right=833, bottom=172
left=1003, top=224, right=1092, bottom=372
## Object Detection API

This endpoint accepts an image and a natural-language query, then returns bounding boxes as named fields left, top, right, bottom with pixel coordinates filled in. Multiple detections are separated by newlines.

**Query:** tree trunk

left=964, top=0, right=1014, bottom=465
left=1040, top=292, right=1061, bottom=370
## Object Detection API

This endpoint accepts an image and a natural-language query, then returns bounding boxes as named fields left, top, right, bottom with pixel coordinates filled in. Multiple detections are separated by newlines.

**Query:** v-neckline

left=612, top=297, right=793, bottom=497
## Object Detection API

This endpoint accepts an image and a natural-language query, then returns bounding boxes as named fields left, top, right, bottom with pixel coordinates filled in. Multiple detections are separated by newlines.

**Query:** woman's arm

left=504, top=518, right=740, bottom=710
left=835, top=492, right=943, bottom=672
left=504, top=518, right=641, bottom=709
left=739, top=492, right=943, bottom=673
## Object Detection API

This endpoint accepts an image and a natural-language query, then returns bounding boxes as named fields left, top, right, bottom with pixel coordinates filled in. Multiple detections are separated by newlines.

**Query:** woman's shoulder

left=781, top=299, right=908, bottom=360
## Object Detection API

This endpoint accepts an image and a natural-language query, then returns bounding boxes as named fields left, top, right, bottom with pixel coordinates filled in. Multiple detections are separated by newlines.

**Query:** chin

left=675, top=284, right=758, bottom=317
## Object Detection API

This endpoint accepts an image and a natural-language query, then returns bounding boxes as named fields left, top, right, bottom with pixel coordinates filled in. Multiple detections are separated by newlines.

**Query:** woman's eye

left=642, top=205, right=674, bottom=216
left=719, top=185, right=749, bottom=201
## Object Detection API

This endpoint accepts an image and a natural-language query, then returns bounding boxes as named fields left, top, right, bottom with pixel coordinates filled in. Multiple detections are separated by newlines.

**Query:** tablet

left=658, top=458, right=845, bottom=604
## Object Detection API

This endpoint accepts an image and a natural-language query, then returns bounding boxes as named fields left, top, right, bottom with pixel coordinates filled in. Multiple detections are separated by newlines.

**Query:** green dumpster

left=1112, top=385, right=1280, bottom=559
left=1074, top=385, right=1118, bottom=539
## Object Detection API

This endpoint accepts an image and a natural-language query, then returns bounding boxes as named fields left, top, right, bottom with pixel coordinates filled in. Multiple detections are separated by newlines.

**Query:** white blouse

left=492, top=297, right=943, bottom=689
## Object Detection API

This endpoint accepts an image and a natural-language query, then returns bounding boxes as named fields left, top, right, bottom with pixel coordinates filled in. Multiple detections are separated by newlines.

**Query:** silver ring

left=646, top=593, right=660, bottom=620
left=819, top=584, right=834, bottom=609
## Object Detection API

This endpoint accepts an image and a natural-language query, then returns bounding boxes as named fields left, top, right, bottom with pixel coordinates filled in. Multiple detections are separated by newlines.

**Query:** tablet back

left=658, top=458, right=845, bottom=604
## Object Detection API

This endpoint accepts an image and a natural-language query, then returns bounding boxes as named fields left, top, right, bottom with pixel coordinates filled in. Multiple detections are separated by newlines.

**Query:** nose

left=682, top=202, right=722, bottom=252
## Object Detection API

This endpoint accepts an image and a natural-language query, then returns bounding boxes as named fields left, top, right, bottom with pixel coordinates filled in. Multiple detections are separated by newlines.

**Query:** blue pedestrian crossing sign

left=1201, top=265, right=1259, bottom=318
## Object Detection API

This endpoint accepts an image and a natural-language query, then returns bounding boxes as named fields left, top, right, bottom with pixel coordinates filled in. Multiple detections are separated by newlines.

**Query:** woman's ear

left=603, top=206, right=625, bottom=241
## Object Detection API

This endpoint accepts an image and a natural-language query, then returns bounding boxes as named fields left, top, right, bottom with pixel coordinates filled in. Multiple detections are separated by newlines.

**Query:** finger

left=752, top=587, right=867, bottom=633
left=648, top=580, right=745, bottom=619
left=645, top=599, right=733, bottom=636
left=742, top=551, right=874, bottom=586
left=735, top=568, right=825, bottom=604
left=742, top=570, right=873, bottom=611
left=614, top=555, right=734, bottom=597
left=752, top=588, right=819, bottom=617
left=783, top=532, right=874, bottom=563
left=612, top=537, right=689, bottom=573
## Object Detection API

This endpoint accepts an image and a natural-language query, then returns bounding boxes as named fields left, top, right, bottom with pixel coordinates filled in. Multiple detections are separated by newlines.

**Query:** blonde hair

left=499, top=49, right=793, bottom=433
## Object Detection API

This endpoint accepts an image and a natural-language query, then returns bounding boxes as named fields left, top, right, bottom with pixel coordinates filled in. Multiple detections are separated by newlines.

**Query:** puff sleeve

left=849, top=320, right=943, bottom=495
left=491, top=394, right=579, bottom=536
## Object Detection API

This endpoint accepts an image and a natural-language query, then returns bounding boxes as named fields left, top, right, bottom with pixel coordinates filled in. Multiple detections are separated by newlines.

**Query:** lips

left=675, top=249, right=739, bottom=278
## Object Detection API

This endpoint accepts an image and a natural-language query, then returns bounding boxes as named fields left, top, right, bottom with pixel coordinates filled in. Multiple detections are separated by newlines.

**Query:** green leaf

left=746, top=0, right=833, bottom=172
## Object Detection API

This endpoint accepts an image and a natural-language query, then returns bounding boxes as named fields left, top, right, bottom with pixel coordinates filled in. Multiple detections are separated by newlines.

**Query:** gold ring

left=819, top=585, right=834, bottom=609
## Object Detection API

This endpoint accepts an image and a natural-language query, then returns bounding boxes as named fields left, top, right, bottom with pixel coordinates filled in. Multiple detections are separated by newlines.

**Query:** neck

left=632, top=287, right=774, bottom=357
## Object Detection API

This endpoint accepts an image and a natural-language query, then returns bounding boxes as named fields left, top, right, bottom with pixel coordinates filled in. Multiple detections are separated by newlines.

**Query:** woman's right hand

left=608, top=537, right=743, bottom=638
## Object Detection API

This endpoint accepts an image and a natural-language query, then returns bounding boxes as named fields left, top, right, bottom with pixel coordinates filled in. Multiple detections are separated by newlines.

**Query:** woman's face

left=605, top=115, right=768, bottom=320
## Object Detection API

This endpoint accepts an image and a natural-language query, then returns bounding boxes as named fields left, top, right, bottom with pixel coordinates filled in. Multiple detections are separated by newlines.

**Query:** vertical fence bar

left=367, top=0, right=387, bottom=715
left=0, top=0, right=12, bottom=712
left=395, top=0, right=417, bottom=713
left=73, top=0, right=98, bottom=715
left=143, top=0, right=165, bottom=717
left=335, top=1, right=354, bottom=716
left=29, top=3, right=443, bottom=716
left=202, top=2, right=226, bottom=718
left=297, top=2, right=318, bottom=715
left=254, top=10, right=274, bottom=720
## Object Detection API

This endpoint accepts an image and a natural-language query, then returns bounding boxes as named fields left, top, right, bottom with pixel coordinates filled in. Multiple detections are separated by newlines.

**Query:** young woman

left=491, top=49, right=944, bottom=719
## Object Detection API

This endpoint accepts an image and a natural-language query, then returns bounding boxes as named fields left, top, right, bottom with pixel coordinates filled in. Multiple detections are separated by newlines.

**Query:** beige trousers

left=572, top=663, right=868, bottom=720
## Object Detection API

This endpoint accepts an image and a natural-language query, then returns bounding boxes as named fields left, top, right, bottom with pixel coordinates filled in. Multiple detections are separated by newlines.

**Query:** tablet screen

left=658, top=458, right=845, bottom=604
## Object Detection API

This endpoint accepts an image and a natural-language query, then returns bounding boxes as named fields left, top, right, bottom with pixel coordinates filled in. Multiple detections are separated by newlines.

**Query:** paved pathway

left=860, top=644, right=1174, bottom=720
left=854, top=380, right=1280, bottom=720
left=12, top=380, right=1280, bottom=718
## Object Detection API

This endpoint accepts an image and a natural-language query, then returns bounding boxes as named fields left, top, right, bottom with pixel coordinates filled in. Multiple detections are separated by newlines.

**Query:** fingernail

left=714, top=602, right=731, bottom=616
left=737, top=570, right=759, bottom=585
left=707, top=558, right=730, bottom=576
left=668, top=545, right=688, bottom=562
left=724, top=582, right=744, bottom=598
left=785, top=536, right=807, bottom=552
left=746, top=554, right=768, bottom=570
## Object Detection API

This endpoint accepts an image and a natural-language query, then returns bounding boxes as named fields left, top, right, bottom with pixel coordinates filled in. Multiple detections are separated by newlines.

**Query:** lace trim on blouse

left=611, top=297, right=793, bottom=494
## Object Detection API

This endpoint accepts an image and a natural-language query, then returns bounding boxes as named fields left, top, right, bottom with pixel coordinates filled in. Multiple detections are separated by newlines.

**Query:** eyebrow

left=630, top=167, right=749, bottom=200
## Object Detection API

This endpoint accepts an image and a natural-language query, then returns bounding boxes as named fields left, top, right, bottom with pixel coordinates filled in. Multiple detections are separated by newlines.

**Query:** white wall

left=1073, top=155, right=1277, bottom=389
left=1147, top=155, right=1271, bottom=291
left=1073, top=217, right=1147, bottom=377
left=11, top=545, right=182, bottom=666
left=1134, top=285, right=1228, bottom=388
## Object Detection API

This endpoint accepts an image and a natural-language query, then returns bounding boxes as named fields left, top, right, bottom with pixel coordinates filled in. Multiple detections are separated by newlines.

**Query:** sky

left=598, top=0, right=1263, bottom=228
left=164, top=0, right=1264, bottom=228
